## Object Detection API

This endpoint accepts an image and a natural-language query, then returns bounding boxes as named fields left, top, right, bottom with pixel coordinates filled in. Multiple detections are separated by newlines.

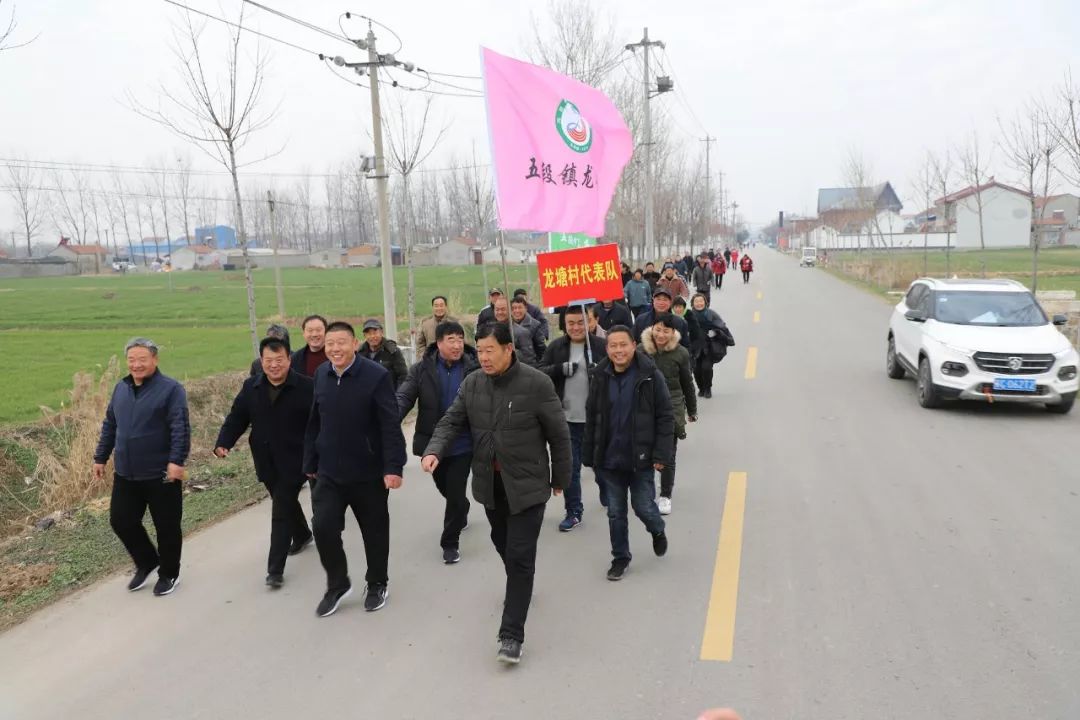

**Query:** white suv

left=886, top=278, right=1079, bottom=413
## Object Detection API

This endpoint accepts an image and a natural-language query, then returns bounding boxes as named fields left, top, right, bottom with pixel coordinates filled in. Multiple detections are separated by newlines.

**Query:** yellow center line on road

left=744, top=346, right=758, bottom=380
left=752, top=310, right=760, bottom=324
left=756, top=291, right=763, bottom=300
left=700, top=471, right=748, bottom=662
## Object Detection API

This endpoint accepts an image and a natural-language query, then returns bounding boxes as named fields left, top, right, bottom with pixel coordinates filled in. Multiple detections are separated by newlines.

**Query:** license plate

left=993, top=378, right=1037, bottom=392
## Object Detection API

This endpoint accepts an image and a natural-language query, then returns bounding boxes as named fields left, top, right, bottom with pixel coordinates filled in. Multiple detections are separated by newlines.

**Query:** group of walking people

left=92, top=257, right=738, bottom=666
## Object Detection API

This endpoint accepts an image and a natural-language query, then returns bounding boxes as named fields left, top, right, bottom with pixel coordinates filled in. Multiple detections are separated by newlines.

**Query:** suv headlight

left=941, top=361, right=968, bottom=377
left=1058, top=365, right=1078, bottom=381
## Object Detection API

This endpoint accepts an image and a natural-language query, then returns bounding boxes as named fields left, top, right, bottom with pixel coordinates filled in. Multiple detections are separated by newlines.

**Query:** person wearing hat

left=359, top=319, right=408, bottom=389
left=632, top=288, right=691, bottom=349
left=476, top=288, right=504, bottom=329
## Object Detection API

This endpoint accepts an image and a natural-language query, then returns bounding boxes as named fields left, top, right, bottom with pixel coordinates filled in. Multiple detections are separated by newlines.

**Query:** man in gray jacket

left=422, top=323, right=571, bottom=666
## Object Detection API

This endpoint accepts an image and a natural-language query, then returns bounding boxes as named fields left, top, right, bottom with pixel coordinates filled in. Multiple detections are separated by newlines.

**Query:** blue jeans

left=597, top=468, right=665, bottom=562
left=565, top=422, right=585, bottom=518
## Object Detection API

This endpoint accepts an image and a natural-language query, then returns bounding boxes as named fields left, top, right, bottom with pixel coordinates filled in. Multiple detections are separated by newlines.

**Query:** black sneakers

left=265, top=573, right=284, bottom=589
left=364, top=583, right=389, bottom=611
left=607, top=560, right=629, bottom=581
left=152, top=576, right=180, bottom=596
left=652, top=531, right=668, bottom=557
left=443, top=548, right=461, bottom=564
left=288, top=534, right=313, bottom=556
left=497, top=637, right=523, bottom=664
left=316, top=585, right=353, bottom=617
left=127, top=566, right=157, bottom=592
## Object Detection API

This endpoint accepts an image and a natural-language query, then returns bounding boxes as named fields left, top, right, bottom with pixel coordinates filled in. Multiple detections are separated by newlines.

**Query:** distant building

left=1036, top=194, right=1080, bottom=228
left=436, top=237, right=482, bottom=266
left=171, top=244, right=224, bottom=271
left=308, top=249, right=341, bottom=268
left=483, top=244, right=524, bottom=264
left=343, top=245, right=379, bottom=268
left=194, top=225, right=238, bottom=249
left=817, top=182, right=903, bottom=232
left=48, top=239, right=109, bottom=274
left=936, top=180, right=1031, bottom=249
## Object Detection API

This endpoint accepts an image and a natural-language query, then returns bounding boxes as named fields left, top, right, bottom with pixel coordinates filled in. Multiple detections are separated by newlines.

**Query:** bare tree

left=1046, top=70, right=1080, bottom=188
left=110, top=173, right=138, bottom=264
left=173, top=152, right=194, bottom=245
left=5, top=160, right=47, bottom=256
left=0, top=0, right=36, bottom=52
left=911, top=152, right=936, bottom=276
left=842, top=147, right=875, bottom=252
left=128, top=6, right=278, bottom=356
left=295, top=171, right=313, bottom=253
left=383, top=95, right=450, bottom=352
left=526, top=0, right=624, bottom=87
left=959, top=129, right=990, bottom=250
left=998, top=103, right=1059, bottom=292
left=931, top=150, right=955, bottom=277
left=51, top=168, right=92, bottom=245
left=142, top=178, right=163, bottom=264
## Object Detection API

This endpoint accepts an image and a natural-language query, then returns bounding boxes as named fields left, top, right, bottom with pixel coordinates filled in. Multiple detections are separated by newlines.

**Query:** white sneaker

left=657, top=497, right=672, bottom=515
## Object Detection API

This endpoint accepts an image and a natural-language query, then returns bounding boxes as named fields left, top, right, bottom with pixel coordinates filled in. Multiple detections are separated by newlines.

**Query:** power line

left=340, top=12, right=402, bottom=54
left=657, top=48, right=710, bottom=135
left=241, top=0, right=355, bottom=48
left=161, top=0, right=330, bottom=58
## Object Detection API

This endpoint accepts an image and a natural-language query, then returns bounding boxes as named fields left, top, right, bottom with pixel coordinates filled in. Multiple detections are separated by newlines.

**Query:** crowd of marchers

left=91, top=248, right=751, bottom=666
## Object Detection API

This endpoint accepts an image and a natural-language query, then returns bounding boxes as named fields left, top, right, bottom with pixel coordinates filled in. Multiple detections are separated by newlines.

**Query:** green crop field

left=0, top=265, right=535, bottom=424
left=829, top=246, right=1080, bottom=278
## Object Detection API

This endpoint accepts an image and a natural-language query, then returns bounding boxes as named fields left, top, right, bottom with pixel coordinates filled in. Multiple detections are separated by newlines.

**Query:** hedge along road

left=1, top=249, right=1078, bottom=719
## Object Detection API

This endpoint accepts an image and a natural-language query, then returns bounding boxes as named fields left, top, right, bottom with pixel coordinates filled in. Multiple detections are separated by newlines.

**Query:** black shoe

left=497, top=637, right=523, bottom=664
left=704, top=389, right=712, bottom=399
left=316, top=585, right=353, bottom=617
left=443, top=548, right=461, bottom=564
left=266, top=573, right=284, bottom=589
left=652, top=531, right=668, bottom=557
left=288, top=534, right=313, bottom=556
left=364, top=582, right=389, bottom=611
left=607, top=560, right=629, bottom=581
left=697, top=389, right=705, bottom=397
left=127, top=565, right=157, bottom=592
left=152, top=575, right=180, bottom=596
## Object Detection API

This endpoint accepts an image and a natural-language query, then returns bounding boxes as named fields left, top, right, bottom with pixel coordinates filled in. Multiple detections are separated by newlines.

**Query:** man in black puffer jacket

left=422, top=323, right=571, bottom=666
left=583, top=325, right=674, bottom=582
left=397, top=321, right=480, bottom=564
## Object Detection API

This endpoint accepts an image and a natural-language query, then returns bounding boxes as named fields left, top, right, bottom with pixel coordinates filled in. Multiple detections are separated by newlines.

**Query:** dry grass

left=0, top=563, right=56, bottom=600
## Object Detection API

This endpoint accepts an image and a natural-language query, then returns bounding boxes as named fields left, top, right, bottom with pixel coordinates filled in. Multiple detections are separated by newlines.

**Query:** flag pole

left=499, top=230, right=514, bottom=334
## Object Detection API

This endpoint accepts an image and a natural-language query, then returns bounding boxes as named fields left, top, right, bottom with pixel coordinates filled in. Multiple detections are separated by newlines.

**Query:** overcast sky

left=2, top=0, right=1079, bottom=239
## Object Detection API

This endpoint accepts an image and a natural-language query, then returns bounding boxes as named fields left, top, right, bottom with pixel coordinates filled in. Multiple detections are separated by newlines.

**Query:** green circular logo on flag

left=555, top=100, right=593, bottom=153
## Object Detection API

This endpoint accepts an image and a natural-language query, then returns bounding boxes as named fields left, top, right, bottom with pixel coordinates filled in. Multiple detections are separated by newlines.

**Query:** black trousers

left=660, top=436, right=679, bottom=498
left=697, top=286, right=712, bottom=306
left=432, top=452, right=472, bottom=549
left=693, top=353, right=714, bottom=393
left=264, top=474, right=311, bottom=575
left=742, top=271, right=751, bottom=283
left=485, top=472, right=545, bottom=643
left=312, top=477, right=389, bottom=592
left=715, top=273, right=723, bottom=289
left=110, top=474, right=183, bottom=579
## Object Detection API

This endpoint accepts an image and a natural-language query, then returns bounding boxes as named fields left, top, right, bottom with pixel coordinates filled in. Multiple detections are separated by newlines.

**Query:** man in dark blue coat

left=304, top=321, right=407, bottom=618
left=215, top=337, right=315, bottom=589
left=94, top=337, right=190, bottom=597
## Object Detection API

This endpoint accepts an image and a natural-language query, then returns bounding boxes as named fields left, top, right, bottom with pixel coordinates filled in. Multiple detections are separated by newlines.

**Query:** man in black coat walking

left=583, top=326, right=674, bottom=581
left=593, top=298, right=633, bottom=331
left=93, top=337, right=190, bottom=597
left=422, top=323, right=571, bottom=665
left=397, top=321, right=480, bottom=564
left=632, top=288, right=691, bottom=349
left=215, top=337, right=315, bottom=589
left=304, top=321, right=407, bottom=618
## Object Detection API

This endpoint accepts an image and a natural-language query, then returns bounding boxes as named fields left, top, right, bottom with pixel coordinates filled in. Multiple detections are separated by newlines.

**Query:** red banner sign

left=535, top=243, right=624, bottom=308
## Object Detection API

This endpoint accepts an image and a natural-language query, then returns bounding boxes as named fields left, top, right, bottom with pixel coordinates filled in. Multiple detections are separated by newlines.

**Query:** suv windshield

left=932, top=290, right=1047, bottom=327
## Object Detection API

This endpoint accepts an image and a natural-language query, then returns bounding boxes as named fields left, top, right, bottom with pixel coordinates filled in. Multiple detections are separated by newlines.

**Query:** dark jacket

left=290, top=345, right=326, bottom=378
left=538, top=334, right=607, bottom=400
left=303, top=357, right=407, bottom=483
left=632, top=308, right=691, bottom=349
left=640, top=327, right=697, bottom=438
left=425, top=357, right=571, bottom=514
left=692, top=308, right=735, bottom=362
left=359, top=338, right=409, bottom=389
left=396, top=344, right=481, bottom=457
left=476, top=304, right=496, bottom=329
left=477, top=318, right=542, bottom=366
left=642, top=270, right=661, bottom=290
left=682, top=309, right=703, bottom=355
left=691, top=263, right=713, bottom=291
left=524, top=302, right=550, bottom=340
left=582, top=353, right=674, bottom=471
left=595, top=302, right=633, bottom=330
left=516, top=313, right=548, bottom=364
left=94, top=371, right=191, bottom=481
left=215, top=370, right=314, bottom=487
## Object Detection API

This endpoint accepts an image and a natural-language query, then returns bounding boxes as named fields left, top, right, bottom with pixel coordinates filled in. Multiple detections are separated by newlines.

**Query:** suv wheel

left=917, top=357, right=943, bottom=409
left=1046, top=393, right=1076, bottom=415
left=886, top=336, right=905, bottom=379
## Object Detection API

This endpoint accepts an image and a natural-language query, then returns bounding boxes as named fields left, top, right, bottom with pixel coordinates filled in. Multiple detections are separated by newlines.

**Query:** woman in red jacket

left=710, top=255, right=726, bottom=289
left=739, top=254, right=754, bottom=284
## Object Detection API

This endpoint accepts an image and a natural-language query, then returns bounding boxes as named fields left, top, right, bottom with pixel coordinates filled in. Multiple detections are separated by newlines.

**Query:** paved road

left=2, top=250, right=1079, bottom=719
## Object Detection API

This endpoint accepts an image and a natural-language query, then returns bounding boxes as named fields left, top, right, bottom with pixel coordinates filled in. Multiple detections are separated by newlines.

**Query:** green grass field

left=0, top=265, right=535, bottom=424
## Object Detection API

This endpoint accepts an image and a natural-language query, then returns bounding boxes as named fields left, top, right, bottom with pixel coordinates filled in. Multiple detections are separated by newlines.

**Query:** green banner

left=548, top=232, right=596, bottom=251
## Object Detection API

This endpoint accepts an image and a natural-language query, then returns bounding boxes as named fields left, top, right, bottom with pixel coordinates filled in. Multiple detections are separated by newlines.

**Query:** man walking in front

left=422, top=323, right=571, bottom=665
left=305, top=321, right=407, bottom=617
left=214, top=336, right=315, bottom=589
left=93, top=337, right=190, bottom=597
left=397, top=321, right=479, bottom=564
left=416, top=296, right=458, bottom=357
left=583, top=326, right=673, bottom=581
left=539, top=305, right=608, bottom=530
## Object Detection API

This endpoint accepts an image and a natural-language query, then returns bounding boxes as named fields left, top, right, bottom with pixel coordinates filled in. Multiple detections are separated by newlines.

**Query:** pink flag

left=482, top=47, right=633, bottom=237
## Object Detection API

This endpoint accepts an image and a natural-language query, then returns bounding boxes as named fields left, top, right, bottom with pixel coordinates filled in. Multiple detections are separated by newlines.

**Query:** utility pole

left=367, top=26, right=398, bottom=341
left=267, top=190, right=286, bottom=319
left=731, top=201, right=740, bottom=245
left=701, top=135, right=715, bottom=245
left=626, top=28, right=666, bottom=262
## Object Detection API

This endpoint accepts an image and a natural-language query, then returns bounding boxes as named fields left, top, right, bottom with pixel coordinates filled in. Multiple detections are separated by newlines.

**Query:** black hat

left=362, top=318, right=383, bottom=332
left=652, top=287, right=673, bottom=299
